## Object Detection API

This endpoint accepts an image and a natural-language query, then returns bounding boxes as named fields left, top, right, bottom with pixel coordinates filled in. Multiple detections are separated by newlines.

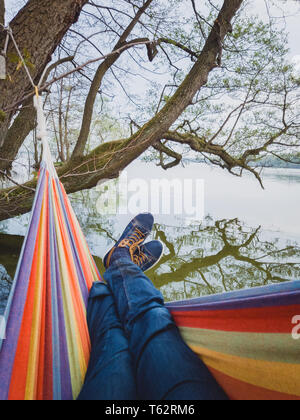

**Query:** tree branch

left=0, top=98, right=35, bottom=174
left=164, top=130, right=265, bottom=187
left=157, top=38, right=199, bottom=61
left=3, top=39, right=154, bottom=113
left=0, top=0, right=244, bottom=221
left=0, top=170, right=35, bottom=191
left=71, top=0, right=154, bottom=159
left=0, top=0, right=88, bottom=145
left=0, top=56, right=75, bottom=174
left=153, top=141, right=183, bottom=170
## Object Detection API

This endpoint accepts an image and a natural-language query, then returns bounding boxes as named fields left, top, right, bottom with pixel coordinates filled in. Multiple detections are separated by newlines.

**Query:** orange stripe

left=62, top=185, right=97, bottom=289
left=25, top=181, right=48, bottom=400
left=209, top=367, right=300, bottom=401
left=37, top=185, right=48, bottom=399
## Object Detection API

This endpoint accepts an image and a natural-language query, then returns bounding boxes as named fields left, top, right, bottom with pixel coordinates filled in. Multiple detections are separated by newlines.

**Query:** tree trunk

left=0, top=0, right=4, bottom=26
left=0, top=0, right=88, bottom=150
left=0, top=98, right=36, bottom=173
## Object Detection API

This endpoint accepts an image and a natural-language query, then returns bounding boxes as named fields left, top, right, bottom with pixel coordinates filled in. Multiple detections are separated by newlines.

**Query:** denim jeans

left=78, top=259, right=228, bottom=401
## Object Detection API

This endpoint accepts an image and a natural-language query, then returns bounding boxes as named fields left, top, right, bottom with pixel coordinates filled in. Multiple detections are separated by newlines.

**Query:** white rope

left=5, top=25, right=36, bottom=88
left=38, top=66, right=48, bottom=88
left=33, top=95, right=58, bottom=179
left=1, top=24, right=57, bottom=178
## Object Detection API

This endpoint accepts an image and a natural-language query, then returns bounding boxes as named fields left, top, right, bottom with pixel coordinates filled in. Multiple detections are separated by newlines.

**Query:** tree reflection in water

left=149, top=217, right=300, bottom=302
left=0, top=216, right=300, bottom=310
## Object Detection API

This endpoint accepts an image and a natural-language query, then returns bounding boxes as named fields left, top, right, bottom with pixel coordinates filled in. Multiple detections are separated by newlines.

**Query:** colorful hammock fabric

left=0, top=95, right=299, bottom=400
left=0, top=96, right=101, bottom=400
left=167, top=281, right=300, bottom=400
left=0, top=160, right=101, bottom=400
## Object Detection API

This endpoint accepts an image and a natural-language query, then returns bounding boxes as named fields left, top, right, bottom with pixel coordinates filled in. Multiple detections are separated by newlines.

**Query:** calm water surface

left=0, top=162, right=299, bottom=311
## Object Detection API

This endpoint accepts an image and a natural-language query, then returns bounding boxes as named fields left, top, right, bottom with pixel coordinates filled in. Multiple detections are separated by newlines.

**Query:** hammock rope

left=1, top=24, right=36, bottom=87
left=0, top=29, right=299, bottom=401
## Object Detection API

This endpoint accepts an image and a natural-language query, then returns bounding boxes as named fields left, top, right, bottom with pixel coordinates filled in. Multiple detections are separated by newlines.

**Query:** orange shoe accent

left=132, top=247, right=148, bottom=267
left=107, top=228, right=147, bottom=268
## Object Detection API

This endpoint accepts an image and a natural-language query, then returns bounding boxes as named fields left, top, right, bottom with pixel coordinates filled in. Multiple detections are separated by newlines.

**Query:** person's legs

left=77, top=282, right=137, bottom=401
left=105, top=259, right=228, bottom=401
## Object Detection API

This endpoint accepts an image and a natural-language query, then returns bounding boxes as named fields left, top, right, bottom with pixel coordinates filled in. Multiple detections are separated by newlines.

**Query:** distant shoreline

left=251, top=164, right=300, bottom=170
left=183, top=158, right=300, bottom=170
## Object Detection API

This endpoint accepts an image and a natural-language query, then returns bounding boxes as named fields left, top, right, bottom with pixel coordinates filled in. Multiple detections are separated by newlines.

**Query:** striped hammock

left=167, top=282, right=300, bottom=400
left=0, top=95, right=299, bottom=400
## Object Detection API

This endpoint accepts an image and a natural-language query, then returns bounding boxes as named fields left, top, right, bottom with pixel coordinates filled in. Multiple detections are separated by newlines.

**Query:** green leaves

left=7, top=48, right=35, bottom=72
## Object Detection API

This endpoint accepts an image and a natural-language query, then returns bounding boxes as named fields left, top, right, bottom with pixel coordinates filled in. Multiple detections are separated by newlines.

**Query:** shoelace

left=133, top=247, right=148, bottom=266
left=119, top=228, right=147, bottom=259
left=120, top=228, right=145, bottom=247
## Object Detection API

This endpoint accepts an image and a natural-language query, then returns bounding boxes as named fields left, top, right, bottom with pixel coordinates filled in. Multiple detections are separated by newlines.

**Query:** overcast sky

left=5, top=0, right=300, bottom=54
left=252, top=0, right=300, bottom=58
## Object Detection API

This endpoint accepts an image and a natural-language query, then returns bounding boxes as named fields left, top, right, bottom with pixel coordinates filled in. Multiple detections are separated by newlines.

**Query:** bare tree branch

left=0, top=0, right=89, bottom=146
left=71, top=0, right=154, bottom=159
left=0, top=56, right=75, bottom=173
left=153, top=141, right=183, bottom=169
left=3, top=39, right=154, bottom=114
left=0, top=98, right=35, bottom=175
left=0, top=169, right=35, bottom=191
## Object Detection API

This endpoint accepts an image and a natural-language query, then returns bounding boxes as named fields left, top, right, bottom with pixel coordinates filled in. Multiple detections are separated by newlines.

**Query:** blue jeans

left=78, top=259, right=228, bottom=400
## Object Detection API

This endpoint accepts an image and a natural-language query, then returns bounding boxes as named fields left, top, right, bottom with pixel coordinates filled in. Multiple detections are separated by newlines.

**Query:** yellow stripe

left=179, top=327, right=299, bottom=364
left=25, top=191, right=47, bottom=400
left=190, top=344, right=300, bottom=397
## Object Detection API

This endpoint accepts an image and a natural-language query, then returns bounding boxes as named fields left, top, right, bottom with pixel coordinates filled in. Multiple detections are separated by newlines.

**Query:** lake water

left=0, top=162, right=299, bottom=311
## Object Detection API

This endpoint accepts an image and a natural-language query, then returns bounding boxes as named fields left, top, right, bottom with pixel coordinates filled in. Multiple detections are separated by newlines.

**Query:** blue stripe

left=166, top=280, right=300, bottom=311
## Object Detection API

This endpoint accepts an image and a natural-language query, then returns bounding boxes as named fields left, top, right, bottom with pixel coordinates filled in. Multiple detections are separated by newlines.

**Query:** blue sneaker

left=103, top=213, right=154, bottom=269
left=133, top=241, right=164, bottom=272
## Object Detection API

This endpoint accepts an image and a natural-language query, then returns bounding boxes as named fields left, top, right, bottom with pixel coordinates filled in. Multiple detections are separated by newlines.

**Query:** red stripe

left=171, top=304, right=300, bottom=333
left=36, top=181, right=49, bottom=400
left=209, top=367, right=300, bottom=400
